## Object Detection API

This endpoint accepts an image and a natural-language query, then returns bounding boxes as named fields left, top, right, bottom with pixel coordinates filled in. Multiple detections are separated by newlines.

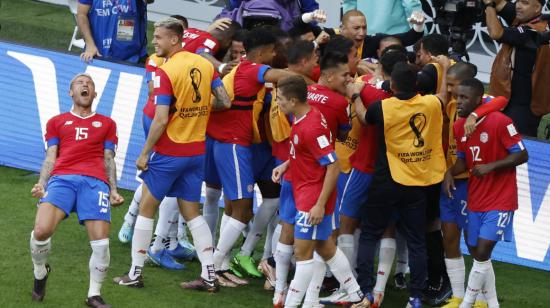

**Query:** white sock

left=274, top=242, right=293, bottom=292
left=213, top=217, right=246, bottom=270
left=240, top=198, right=279, bottom=256
left=483, top=260, right=498, bottom=307
left=218, top=213, right=233, bottom=271
left=284, top=259, right=315, bottom=307
left=395, top=231, right=409, bottom=274
left=326, top=248, right=363, bottom=302
left=124, top=184, right=142, bottom=225
left=460, top=260, right=490, bottom=307
left=271, top=223, right=282, bottom=256
left=262, top=215, right=278, bottom=260
left=130, top=216, right=154, bottom=279
left=446, top=256, right=466, bottom=299
left=30, top=231, right=51, bottom=280
left=187, top=216, right=216, bottom=281
left=218, top=213, right=230, bottom=245
left=338, top=234, right=355, bottom=274
left=304, top=253, right=326, bottom=307
left=152, top=197, right=179, bottom=253
left=374, top=238, right=396, bottom=293
left=203, top=187, right=222, bottom=242
left=88, top=239, right=109, bottom=297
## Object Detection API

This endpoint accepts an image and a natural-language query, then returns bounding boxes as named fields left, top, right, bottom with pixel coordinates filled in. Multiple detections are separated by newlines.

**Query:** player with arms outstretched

left=30, top=73, right=123, bottom=308
left=444, top=78, right=528, bottom=308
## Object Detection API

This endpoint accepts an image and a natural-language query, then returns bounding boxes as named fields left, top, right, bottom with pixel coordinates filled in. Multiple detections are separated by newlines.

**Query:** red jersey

left=44, top=112, right=118, bottom=184
left=143, top=54, right=166, bottom=119
left=454, top=111, right=524, bottom=212
left=311, top=65, right=321, bottom=82
left=349, top=82, right=391, bottom=173
left=290, top=107, right=337, bottom=214
left=307, top=84, right=350, bottom=142
left=207, top=60, right=270, bottom=146
left=182, top=28, right=219, bottom=56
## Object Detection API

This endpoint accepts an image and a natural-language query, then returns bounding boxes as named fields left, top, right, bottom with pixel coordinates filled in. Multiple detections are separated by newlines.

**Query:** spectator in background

left=77, top=0, right=153, bottom=63
left=485, top=0, right=549, bottom=137
left=342, top=0, right=422, bottom=35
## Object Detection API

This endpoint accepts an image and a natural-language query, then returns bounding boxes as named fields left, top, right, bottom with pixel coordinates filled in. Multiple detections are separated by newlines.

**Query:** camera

left=431, top=0, right=484, bottom=61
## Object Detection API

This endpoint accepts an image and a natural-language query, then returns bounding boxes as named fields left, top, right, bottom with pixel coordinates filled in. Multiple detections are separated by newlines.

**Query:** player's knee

left=32, top=225, right=53, bottom=241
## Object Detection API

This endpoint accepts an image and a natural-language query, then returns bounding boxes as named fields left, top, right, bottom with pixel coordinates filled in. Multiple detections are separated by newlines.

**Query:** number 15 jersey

left=44, top=112, right=118, bottom=184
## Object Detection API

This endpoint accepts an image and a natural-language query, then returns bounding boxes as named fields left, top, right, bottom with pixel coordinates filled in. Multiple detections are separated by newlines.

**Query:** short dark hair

left=391, top=62, right=417, bottom=93
left=447, top=62, right=477, bottom=81
left=287, top=40, right=315, bottom=65
left=289, top=24, right=315, bottom=41
left=233, top=29, right=247, bottom=43
left=380, top=49, right=408, bottom=76
left=243, top=27, right=277, bottom=52
left=324, top=35, right=354, bottom=56
left=320, top=50, right=349, bottom=72
left=459, top=78, right=484, bottom=99
left=278, top=75, right=308, bottom=103
left=421, top=34, right=449, bottom=56
left=170, top=15, right=188, bottom=29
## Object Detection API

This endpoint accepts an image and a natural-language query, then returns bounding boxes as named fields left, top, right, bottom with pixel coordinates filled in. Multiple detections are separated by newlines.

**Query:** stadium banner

left=0, top=41, right=549, bottom=271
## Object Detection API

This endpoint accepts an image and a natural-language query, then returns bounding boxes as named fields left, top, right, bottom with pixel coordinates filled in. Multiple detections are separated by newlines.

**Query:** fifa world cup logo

left=190, top=68, right=202, bottom=103
left=409, top=113, right=426, bottom=148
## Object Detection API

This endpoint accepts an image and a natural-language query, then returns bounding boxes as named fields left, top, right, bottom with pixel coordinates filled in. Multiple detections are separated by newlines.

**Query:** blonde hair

left=70, top=73, right=94, bottom=90
left=154, top=17, right=184, bottom=37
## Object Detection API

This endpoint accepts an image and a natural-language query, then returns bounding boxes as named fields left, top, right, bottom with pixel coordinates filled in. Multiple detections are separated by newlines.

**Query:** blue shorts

left=294, top=211, right=334, bottom=241
left=333, top=172, right=350, bottom=230
left=339, top=168, right=373, bottom=219
left=466, top=210, right=514, bottom=247
left=440, top=179, right=468, bottom=230
left=213, top=140, right=254, bottom=200
left=204, top=136, right=221, bottom=186
left=279, top=178, right=297, bottom=225
left=252, top=142, right=276, bottom=182
left=40, top=175, right=110, bottom=224
left=142, top=114, right=152, bottom=138
left=140, top=152, right=204, bottom=202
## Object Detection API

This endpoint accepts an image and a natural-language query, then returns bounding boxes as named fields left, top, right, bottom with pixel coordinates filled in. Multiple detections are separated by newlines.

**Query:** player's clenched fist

left=109, top=191, right=125, bottom=207
left=136, top=154, right=149, bottom=171
left=31, top=183, right=45, bottom=198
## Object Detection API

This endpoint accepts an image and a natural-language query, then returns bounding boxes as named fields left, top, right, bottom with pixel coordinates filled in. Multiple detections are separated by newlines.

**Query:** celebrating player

left=29, top=73, right=123, bottom=307
left=113, top=17, right=231, bottom=292
left=273, top=75, right=369, bottom=308
left=444, top=78, right=528, bottom=308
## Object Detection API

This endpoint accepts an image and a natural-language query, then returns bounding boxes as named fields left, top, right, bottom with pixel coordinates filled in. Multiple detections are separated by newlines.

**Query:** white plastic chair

left=68, top=0, right=86, bottom=51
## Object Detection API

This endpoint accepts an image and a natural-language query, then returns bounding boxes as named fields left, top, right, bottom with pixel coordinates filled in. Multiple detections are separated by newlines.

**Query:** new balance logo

left=300, top=228, right=309, bottom=233
left=64, top=120, right=73, bottom=125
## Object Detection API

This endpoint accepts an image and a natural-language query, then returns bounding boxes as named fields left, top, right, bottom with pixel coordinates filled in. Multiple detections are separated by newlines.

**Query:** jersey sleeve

left=104, top=119, right=118, bottom=152
left=474, top=96, right=509, bottom=118
left=498, top=117, right=524, bottom=153
left=197, top=37, right=219, bottom=56
left=255, top=64, right=271, bottom=84
left=211, top=70, right=223, bottom=90
left=145, top=57, right=158, bottom=83
left=305, top=126, right=337, bottom=166
left=44, top=117, right=60, bottom=148
left=453, top=120, right=466, bottom=159
left=153, top=68, right=175, bottom=106
left=78, top=0, right=92, bottom=5
left=336, top=97, right=352, bottom=131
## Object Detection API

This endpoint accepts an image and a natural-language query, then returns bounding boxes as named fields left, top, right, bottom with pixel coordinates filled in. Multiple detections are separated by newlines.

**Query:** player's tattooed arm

left=104, top=149, right=124, bottom=206
left=31, top=145, right=58, bottom=198
left=211, top=84, right=231, bottom=110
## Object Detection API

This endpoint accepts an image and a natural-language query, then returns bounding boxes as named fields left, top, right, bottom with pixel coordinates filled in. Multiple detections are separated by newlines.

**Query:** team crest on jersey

left=92, top=121, right=102, bottom=128
left=247, top=184, right=254, bottom=193
left=293, top=134, right=299, bottom=145
left=480, top=132, right=488, bottom=143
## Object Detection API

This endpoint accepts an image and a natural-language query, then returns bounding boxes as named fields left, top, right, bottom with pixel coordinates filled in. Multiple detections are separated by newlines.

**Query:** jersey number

left=497, top=212, right=511, bottom=228
left=296, top=211, right=312, bottom=228
left=75, top=127, right=89, bottom=140
left=469, top=146, right=482, bottom=162
left=97, top=191, right=110, bottom=213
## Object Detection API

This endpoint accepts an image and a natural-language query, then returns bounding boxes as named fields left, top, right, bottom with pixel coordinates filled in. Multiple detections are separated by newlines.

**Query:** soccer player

left=443, top=78, right=527, bottom=308
left=205, top=27, right=292, bottom=286
left=273, top=75, right=369, bottom=308
left=354, top=61, right=448, bottom=308
left=29, top=73, right=123, bottom=307
left=113, top=17, right=231, bottom=292
left=440, top=64, right=509, bottom=308
left=269, top=40, right=319, bottom=304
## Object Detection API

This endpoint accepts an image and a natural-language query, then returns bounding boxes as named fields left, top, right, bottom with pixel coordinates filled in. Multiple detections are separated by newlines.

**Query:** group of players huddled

left=28, top=8, right=528, bottom=308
